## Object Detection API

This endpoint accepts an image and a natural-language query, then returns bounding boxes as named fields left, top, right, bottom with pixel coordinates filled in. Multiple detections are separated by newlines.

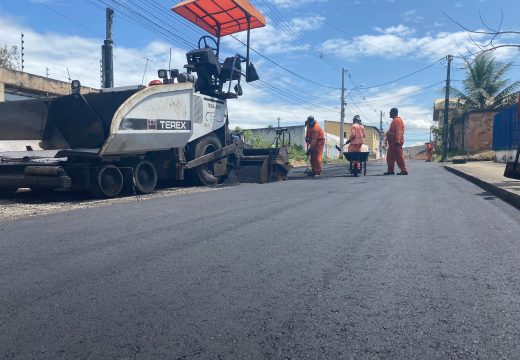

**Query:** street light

left=339, top=71, right=364, bottom=158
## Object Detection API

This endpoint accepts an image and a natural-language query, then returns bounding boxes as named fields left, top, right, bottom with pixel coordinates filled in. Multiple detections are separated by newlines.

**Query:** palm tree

left=449, top=53, right=519, bottom=111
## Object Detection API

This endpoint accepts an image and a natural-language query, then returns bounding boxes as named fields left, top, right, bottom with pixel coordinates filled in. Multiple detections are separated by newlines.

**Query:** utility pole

left=141, top=58, right=151, bottom=85
left=379, top=110, right=384, bottom=159
left=20, top=33, right=25, bottom=72
left=101, top=8, right=114, bottom=88
left=277, top=117, right=280, bottom=128
left=441, top=54, right=453, bottom=161
left=339, top=68, right=346, bottom=159
left=46, top=67, right=49, bottom=78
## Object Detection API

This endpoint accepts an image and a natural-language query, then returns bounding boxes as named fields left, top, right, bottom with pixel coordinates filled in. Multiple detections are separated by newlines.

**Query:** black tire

left=187, top=134, right=223, bottom=186
left=90, top=164, right=124, bottom=198
left=363, top=161, right=367, bottom=176
left=352, top=165, right=359, bottom=177
left=134, top=160, right=158, bottom=194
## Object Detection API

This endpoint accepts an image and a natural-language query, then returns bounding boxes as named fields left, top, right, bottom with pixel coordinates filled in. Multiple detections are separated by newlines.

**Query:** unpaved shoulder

left=0, top=187, right=216, bottom=222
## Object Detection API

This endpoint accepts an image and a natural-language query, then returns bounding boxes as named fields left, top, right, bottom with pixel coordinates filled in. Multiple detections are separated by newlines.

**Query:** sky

left=0, top=0, right=519, bottom=146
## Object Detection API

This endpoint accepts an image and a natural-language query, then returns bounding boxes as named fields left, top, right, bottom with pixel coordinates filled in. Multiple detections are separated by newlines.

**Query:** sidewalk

left=444, top=161, right=520, bottom=210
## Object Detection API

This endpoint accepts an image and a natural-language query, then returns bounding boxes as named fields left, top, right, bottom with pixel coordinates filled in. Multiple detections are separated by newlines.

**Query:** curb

left=444, top=165, right=520, bottom=210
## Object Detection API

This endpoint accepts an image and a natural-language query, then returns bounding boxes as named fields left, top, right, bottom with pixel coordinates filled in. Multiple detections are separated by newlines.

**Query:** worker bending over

left=345, top=115, right=366, bottom=171
left=425, top=142, right=433, bottom=162
left=305, top=116, right=325, bottom=177
left=385, top=107, right=408, bottom=175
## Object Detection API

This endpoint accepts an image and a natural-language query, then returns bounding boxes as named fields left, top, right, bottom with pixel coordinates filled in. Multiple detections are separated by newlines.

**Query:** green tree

left=449, top=53, right=519, bottom=111
left=0, top=45, right=19, bottom=70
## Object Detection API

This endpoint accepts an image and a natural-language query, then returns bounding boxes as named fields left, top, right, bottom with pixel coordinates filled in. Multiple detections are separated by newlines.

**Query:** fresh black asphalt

left=1, top=161, right=520, bottom=359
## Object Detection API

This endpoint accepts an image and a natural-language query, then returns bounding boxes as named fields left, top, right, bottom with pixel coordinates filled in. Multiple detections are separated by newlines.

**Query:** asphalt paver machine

left=0, top=0, right=291, bottom=197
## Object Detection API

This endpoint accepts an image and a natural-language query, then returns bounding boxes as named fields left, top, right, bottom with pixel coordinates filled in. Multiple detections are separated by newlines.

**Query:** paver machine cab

left=0, top=0, right=291, bottom=197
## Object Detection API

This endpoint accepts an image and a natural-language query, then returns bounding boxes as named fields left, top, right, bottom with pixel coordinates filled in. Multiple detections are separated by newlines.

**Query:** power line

left=40, top=2, right=103, bottom=37
left=360, top=58, right=445, bottom=90
left=229, top=34, right=340, bottom=90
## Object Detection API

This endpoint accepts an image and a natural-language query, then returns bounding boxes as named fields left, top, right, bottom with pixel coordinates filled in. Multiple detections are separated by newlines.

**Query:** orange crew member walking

left=425, top=142, right=433, bottom=162
left=384, top=107, right=408, bottom=175
left=305, top=116, right=325, bottom=177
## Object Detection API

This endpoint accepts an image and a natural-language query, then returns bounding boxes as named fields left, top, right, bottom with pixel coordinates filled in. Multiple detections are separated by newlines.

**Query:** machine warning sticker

left=120, top=118, right=192, bottom=131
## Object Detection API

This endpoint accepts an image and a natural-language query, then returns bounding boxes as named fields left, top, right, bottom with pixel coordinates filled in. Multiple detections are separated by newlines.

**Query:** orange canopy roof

left=172, top=0, right=266, bottom=37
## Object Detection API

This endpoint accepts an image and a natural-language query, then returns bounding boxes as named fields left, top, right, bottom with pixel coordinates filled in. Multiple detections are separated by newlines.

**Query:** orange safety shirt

left=306, top=122, right=325, bottom=149
left=387, top=116, right=405, bottom=145
left=349, top=123, right=365, bottom=145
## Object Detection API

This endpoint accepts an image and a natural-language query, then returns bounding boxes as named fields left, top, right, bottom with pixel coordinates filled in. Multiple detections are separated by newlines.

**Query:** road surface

left=1, top=161, right=520, bottom=359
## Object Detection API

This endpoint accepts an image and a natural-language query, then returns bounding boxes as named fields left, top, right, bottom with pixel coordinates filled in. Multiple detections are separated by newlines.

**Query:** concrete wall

left=324, top=120, right=382, bottom=159
left=0, top=67, right=98, bottom=101
left=246, top=125, right=306, bottom=148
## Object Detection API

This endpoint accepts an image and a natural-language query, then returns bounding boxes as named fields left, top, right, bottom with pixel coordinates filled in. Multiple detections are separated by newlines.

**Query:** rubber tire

left=134, top=160, right=158, bottom=194
left=352, top=166, right=359, bottom=177
left=187, top=134, right=223, bottom=186
left=90, top=164, right=124, bottom=198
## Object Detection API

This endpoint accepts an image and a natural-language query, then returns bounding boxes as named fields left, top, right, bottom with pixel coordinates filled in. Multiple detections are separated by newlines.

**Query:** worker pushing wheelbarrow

left=336, top=115, right=369, bottom=177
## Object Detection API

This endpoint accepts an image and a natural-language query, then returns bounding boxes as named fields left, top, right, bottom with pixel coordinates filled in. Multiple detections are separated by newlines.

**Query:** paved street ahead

left=1, top=161, right=520, bottom=359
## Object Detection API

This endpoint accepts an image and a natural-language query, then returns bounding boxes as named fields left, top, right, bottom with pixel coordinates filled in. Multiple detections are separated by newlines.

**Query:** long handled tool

left=304, top=144, right=312, bottom=174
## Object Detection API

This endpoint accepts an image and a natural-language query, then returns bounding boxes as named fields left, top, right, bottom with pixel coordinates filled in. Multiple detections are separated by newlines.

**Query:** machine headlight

left=158, top=69, right=168, bottom=79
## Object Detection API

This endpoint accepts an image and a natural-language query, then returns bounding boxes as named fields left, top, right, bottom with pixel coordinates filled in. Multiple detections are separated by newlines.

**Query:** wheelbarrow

left=343, top=151, right=370, bottom=177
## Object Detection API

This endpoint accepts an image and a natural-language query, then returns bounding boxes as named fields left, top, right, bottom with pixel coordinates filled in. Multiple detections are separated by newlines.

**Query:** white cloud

left=374, top=24, right=415, bottom=36
left=224, top=15, right=325, bottom=55
left=403, top=10, right=424, bottom=23
left=320, top=24, right=518, bottom=63
left=289, top=15, right=325, bottom=32
left=0, top=14, right=186, bottom=88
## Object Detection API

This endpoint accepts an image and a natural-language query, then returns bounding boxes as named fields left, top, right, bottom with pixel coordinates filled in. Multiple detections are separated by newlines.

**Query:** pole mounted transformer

left=102, top=8, right=114, bottom=88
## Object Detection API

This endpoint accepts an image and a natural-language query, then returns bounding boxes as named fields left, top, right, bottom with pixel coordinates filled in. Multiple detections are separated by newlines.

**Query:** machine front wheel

left=187, top=134, right=223, bottom=186
left=90, top=164, right=124, bottom=198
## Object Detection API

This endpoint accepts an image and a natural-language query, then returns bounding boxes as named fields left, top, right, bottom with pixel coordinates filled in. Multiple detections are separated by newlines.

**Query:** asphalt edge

left=444, top=165, right=520, bottom=210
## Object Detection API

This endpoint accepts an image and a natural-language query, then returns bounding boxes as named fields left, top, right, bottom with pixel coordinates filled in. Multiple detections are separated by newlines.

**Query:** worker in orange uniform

left=384, top=107, right=408, bottom=175
left=425, top=142, right=434, bottom=162
left=305, top=116, right=325, bottom=177
left=345, top=115, right=366, bottom=172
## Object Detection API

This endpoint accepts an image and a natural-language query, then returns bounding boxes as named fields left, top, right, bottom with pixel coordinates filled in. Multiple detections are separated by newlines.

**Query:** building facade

left=324, top=120, right=382, bottom=159
left=0, top=67, right=97, bottom=102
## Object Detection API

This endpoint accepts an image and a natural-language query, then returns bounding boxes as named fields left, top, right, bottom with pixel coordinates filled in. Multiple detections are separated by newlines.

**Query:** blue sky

left=1, top=0, right=519, bottom=146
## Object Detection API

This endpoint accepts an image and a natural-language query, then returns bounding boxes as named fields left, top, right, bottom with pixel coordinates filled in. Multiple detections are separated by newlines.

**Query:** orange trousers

left=310, top=140, right=325, bottom=175
left=427, top=150, right=433, bottom=161
left=386, top=142, right=407, bottom=173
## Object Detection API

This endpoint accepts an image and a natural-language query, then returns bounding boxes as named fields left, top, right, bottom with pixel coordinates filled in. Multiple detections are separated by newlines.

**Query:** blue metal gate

left=493, top=104, right=519, bottom=151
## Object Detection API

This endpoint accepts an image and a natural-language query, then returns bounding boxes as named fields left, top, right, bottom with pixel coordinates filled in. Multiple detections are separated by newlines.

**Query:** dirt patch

left=0, top=186, right=216, bottom=222
left=290, top=160, right=308, bottom=167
